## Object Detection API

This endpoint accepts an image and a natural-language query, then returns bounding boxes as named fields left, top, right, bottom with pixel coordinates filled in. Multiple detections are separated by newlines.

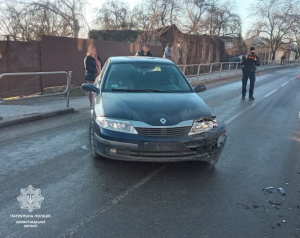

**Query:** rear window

left=103, top=63, right=192, bottom=92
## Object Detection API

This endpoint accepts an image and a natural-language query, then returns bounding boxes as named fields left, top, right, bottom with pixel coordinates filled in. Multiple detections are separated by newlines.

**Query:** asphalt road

left=1, top=67, right=300, bottom=238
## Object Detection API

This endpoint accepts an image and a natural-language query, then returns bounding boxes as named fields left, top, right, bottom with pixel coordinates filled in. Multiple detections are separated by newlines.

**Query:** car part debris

left=266, top=187, right=275, bottom=193
left=278, top=188, right=286, bottom=195
left=268, top=200, right=283, bottom=206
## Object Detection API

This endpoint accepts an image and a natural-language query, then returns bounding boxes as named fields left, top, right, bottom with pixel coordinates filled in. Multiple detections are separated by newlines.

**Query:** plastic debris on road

left=266, top=187, right=275, bottom=193
left=268, top=200, right=283, bottom=206
left=278, top=188, right=286, bottom=195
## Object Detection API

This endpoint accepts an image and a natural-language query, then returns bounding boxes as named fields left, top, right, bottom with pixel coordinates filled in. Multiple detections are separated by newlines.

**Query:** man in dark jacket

left=135, top=43, right=153, bottom=57
left=241, top=47, right=261, bottom=100
left=281, top=55, right=285, bottom=65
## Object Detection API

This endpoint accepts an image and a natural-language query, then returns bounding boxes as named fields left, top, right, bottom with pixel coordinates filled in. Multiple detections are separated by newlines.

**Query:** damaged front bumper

left=92, top=122, right=227, bottom=163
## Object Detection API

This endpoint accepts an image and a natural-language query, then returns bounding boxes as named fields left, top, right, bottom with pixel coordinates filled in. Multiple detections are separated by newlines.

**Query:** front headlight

left=96, top=117, right=137, bottom=134
left=189, top=118, right=217, bottom=135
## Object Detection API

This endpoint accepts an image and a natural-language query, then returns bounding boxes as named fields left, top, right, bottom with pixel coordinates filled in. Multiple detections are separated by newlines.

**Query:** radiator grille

left=135, top=126, right=191, bottom=137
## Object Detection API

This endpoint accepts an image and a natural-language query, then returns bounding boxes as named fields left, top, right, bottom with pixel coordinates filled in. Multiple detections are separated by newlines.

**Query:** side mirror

left=194, top=84, right=206, bottom=93
left=82, top=83, right=100, bottom=95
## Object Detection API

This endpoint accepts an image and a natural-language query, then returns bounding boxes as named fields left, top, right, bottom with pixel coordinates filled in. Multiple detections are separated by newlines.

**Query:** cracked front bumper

left=92, top=122, right=227, bottom=163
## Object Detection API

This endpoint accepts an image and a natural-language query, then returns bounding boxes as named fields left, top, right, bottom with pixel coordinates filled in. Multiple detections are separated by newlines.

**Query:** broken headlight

left=188, top=118, right=217, bottom=135
left=96, top=117, right=137, bottom=134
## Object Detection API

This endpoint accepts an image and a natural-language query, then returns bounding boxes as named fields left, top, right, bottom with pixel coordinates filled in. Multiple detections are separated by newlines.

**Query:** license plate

left=144, top=142, right=184, bottom=151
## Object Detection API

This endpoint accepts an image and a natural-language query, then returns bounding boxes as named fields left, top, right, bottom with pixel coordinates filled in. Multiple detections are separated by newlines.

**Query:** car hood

left=100, top=92, right=213, bottom=126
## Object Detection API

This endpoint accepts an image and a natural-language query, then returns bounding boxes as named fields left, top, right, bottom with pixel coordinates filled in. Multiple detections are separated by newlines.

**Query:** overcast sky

left=86, top=0, right=257, bottom=37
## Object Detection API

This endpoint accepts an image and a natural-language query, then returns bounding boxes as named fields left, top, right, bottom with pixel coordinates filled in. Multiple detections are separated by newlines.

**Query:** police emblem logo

left=17, top=185, right=44, bottom=212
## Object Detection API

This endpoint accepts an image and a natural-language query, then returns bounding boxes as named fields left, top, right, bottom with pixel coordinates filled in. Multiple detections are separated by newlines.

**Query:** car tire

left=89, top=121, right=103, bottom=159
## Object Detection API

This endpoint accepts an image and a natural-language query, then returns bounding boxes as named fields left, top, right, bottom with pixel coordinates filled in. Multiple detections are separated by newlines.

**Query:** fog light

left=110, top=148, right=117, bottom=154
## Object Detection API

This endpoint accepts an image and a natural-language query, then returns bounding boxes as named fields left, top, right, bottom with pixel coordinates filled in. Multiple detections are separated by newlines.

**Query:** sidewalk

left=0, top=95, right=89, bottom=122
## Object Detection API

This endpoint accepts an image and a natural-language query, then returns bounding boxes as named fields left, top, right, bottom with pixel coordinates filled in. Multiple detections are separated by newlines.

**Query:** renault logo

left=160, top=118, right=166, bottom=124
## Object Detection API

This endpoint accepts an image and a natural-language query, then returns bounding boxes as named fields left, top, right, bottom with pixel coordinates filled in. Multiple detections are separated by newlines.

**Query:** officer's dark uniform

left=241, top=51, right=261, bottom=99
left=135, top=50, right=153, bottom=57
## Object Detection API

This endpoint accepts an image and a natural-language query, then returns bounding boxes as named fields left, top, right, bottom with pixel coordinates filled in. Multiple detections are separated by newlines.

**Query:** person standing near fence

left=84, top=45, right=103, bottom=106
left=281, top=55, right=285, bottom=65
left=241, top=47, right=261, bottom=100
left=163, top=43, right=174, bottom=60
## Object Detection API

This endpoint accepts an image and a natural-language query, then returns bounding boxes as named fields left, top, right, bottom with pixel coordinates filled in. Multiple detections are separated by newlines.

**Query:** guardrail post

left=220, top=63, right=223, bottom=77
left=228, top=63, right=231, bottom=76
left=66, top=71, right=72, bottom=108
left=197, top=64, right=201, bottom=81
left=183, top=65, right=186, bottom=75
left=235, top=62, right=238, bottom=74
left=209, top=63, right=213, bottom=79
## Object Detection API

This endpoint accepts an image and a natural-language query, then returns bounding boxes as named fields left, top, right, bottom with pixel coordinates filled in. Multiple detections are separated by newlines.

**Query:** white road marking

left=264, top=89, right=278, bottom=98
left=290, top=78, right=294, bottom=81
left=60, top=165, right=167, bottom=237
left=276, top=69, right=293, bottom=73
left=226, top=103, right=256, bottom=125
left=281, top=82, right=289, bottom=87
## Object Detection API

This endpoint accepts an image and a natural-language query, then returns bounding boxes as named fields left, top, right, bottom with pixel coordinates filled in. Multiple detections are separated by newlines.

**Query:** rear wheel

left=89, top=121, right=102, bottom=159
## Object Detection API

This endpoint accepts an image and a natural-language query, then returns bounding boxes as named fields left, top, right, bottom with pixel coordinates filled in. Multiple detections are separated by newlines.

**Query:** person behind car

left=241, top=46, right=261, bottom=100
left=281, top=55, right=286, bottom=65
left=135, top=43, right=153, bottom=57
left=84, top=45, right=103, bottom=106
left=163, top=43, right=174, bottom=60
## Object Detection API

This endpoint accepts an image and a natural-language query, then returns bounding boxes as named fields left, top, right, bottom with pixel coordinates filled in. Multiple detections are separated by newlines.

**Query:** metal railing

left=178, top=59, right=300, bottom=82
left=0, top=71, right=72, bottom=108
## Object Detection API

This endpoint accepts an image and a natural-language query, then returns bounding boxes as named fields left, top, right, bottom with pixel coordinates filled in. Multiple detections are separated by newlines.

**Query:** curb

left=0, top=108, right=75, bottom=129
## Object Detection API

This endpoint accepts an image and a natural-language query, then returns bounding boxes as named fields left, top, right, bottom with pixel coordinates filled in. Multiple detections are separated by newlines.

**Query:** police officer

left=241, top=47, right=261, bottom=100
left=135, top=43, right=153, bottom=57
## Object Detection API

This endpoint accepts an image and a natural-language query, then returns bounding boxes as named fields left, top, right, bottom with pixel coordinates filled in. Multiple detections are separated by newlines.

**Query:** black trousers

left=242, top=71, right=256, bottom=97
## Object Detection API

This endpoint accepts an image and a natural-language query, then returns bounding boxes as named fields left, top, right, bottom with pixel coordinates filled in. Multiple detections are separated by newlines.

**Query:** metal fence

left=0, top=71, right=72, bottom=108
left=178, top=59, right=300, bottom=81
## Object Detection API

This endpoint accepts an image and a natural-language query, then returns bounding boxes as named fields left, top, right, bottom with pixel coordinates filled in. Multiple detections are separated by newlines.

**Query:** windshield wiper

left=111, top=88, right=171, bottom=93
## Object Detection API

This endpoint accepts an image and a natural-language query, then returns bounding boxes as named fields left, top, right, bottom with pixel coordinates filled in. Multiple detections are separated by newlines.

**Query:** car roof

left=109, top=56, right=174, bottom=65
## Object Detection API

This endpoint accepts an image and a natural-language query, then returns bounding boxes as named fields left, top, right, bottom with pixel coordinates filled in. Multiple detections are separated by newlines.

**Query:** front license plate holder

left=144, top=142, right=185, bottom=151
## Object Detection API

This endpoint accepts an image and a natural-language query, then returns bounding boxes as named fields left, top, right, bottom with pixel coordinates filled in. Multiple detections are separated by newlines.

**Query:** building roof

left=245, top=36, right=269, bottom=47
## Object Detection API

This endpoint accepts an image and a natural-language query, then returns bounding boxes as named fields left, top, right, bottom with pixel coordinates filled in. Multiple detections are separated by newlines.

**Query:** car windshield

left=103, top=63, right=192, bottom=92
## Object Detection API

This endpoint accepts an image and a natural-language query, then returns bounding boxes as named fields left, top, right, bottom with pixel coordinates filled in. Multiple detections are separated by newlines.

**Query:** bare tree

left=182, top=0, right=241, bottom=36
left=0, top=0, right=88, bottom=40
left=182, top=0, right=211, bottom=34
left=0, top=1, right=23, bottom=40
left=28, top=0, right=88, bottom=38
left=94, top=0, right=182, bottom=31
left=0, top=1, right=67, bottom=41
left=94, top=0, right=138, bottom=30
left=291, top=26, right=300, bottom=59
left=290, top=9, right=300, bottom=59
left=205, top=0, right=241, bottom=37
left=247, top=0, right=299, bottom=60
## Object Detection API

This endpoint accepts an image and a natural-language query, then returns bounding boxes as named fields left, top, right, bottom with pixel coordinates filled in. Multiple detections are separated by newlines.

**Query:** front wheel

left=89, top=121, right=102, bottom=159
